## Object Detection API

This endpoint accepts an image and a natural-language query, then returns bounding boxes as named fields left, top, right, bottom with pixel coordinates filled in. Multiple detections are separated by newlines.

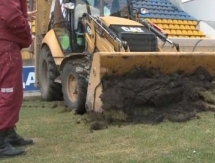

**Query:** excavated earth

left=86, top=66, right=215, bottom=130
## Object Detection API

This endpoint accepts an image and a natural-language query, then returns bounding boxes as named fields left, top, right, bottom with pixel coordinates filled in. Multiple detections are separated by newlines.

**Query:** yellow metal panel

left=36, top=0, right=52, bottom=34
left=42, top=29, right=64, bottom=65
left=98, top=52, right=215, bottom=75
left=100, top=16, right=143, bottom=27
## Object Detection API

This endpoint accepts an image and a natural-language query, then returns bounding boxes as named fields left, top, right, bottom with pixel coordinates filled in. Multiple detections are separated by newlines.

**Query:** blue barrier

left=23, top=66, right=40, bottom=92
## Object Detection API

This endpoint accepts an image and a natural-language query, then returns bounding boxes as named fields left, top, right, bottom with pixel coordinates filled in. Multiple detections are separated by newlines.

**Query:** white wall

left=198, top=21, right=215, bottom=39
left=169, top=0, right=184, bottom=10
left=181, top=0, right=215, bottom=21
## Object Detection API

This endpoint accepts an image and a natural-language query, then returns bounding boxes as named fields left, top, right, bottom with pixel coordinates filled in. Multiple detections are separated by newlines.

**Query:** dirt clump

left=86, top=66, right=215, bottom=130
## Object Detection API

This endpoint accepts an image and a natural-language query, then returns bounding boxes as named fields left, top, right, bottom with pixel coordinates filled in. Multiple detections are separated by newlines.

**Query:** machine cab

left=49, top=0, right=130, bottom=54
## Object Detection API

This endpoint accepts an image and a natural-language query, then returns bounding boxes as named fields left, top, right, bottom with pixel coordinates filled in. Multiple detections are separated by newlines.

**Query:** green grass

left=2, top=98, right=215, bottom=163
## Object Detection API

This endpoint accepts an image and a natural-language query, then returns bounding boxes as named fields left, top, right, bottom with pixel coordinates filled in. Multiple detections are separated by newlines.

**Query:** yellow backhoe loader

left=32, top=0, right=215, bottom=115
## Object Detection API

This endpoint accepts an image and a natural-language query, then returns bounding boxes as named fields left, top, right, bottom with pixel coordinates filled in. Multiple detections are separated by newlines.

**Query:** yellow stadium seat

left=183, top=20, right=188, bottom=25
left=169, top=24, right=175, bottom=29
left=187, top=21, right=193, bottom=25
left=173, top=20, right=178, bottom=24
left=198, top=31, right=205, bottom=36
left=156, top=19, right=162, bottom=24
left=163, top=24, right=169, bottom=29
left=187, top=30, right=193, bottom=36
left=190, top=26, right=196, bottom=30
left=181, top=20, right=184, bottom=25
left=170, top=30, right=176, bottom=35
left=193, top=30, right=198, bottom=35
left=178, top=20, right=183, bottom=24
left=165, top=29, right=171, bottom=34
left=157, top=24, right=163, bottom=28
left=192, top=21, right=198, bottom=26
left=151, top=19, right=156, bottom=23
left=176, top=30, right=182, bottom=35
left=167, top=19, right=173, bottom=24
left=174, top=25, right=180, bottom=29
left=184, top=25, right=190, bottom=30
left=162, top=19, right=168, bottom=24
left=182, top=30, right=188, bottom=36
left=179, top=25, right=185, bottom=29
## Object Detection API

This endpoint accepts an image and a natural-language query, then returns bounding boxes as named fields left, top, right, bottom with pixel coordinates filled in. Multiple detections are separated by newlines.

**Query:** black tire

left=38, top=45, right=63, bottom=101
left=61, top=56, right=90, bottom=114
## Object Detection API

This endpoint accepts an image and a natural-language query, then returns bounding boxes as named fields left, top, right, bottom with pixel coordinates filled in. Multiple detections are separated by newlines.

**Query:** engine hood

left=99, top=16, right=158, bottom=52
left=100, top=16, right=154, bottom=36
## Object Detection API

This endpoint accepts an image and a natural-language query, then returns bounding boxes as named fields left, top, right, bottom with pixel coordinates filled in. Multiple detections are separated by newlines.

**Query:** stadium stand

left=134, top=0, right=207, bottom=38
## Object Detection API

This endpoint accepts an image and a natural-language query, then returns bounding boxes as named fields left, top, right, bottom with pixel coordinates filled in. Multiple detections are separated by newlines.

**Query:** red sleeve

left=0, top=0, right=31, bottom=39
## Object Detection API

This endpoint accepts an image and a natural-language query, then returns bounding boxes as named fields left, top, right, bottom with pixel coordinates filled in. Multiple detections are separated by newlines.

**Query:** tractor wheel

left=61, top=56, right=90, bottom=114
left=38, top=45, right=63, bottom=101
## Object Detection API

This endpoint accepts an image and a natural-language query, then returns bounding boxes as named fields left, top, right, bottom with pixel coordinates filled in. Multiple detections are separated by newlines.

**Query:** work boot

left=0, top=130, right=25, bottom=158
left=5, top=128, right=33, bottom=147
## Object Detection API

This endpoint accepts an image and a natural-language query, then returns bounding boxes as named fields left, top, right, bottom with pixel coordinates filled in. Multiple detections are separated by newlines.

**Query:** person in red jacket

left=0, top=0, right=36, bottom=158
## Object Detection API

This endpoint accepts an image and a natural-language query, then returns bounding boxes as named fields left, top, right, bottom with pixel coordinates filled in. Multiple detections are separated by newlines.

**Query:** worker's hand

left=27, top=10, right=37, bottom=22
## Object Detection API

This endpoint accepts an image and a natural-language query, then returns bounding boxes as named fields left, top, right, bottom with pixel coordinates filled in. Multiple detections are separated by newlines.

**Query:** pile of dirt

left=86, top=67, right=215, bottom=130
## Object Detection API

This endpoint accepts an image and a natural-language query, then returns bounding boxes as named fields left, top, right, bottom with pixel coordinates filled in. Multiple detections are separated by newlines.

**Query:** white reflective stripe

left=1, top=88, right=14, bottom=93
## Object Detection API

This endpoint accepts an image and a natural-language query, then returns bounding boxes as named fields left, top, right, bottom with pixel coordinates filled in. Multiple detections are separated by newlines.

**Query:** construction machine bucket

left=85, top=52, right=215, bottom=113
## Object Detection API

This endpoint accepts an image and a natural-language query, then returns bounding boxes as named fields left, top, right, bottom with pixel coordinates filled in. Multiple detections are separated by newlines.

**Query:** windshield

left=80, top=0, right=129, bottom=17
left=103, top=0, right=129, bottom=17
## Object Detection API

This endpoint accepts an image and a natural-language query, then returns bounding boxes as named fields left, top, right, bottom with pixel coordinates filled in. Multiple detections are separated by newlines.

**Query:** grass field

left=2, top=97, right=215, bottom=163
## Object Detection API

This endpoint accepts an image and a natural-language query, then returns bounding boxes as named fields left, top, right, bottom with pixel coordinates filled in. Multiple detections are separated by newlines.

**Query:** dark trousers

left=0, top=40, right=23, bottom=130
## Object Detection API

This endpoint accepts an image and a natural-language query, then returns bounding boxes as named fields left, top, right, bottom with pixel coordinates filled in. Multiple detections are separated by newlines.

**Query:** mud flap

left=85, top=52, right=215, bottom=113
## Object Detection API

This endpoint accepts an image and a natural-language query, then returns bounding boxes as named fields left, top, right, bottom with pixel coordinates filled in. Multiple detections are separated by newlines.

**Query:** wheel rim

left=67, top=74, right=78, bottom=103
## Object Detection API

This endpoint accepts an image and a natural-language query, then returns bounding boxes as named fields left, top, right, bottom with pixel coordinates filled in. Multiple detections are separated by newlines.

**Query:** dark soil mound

left=86, top=67, right=215, bottom=131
